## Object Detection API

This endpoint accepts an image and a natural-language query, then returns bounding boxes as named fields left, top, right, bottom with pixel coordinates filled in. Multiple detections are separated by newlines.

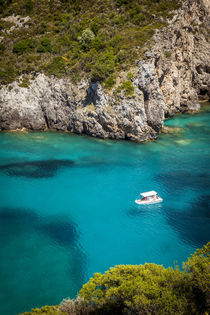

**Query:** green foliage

left=20, top=243, right=210, bottom=315
left=79, top=28, right=95, bottom=50
left=0, top=0, right=182, bottom=85
left=0, top=0, right=12, bottom=13
left=85, top=103, right=95, bottom=112
left=183, top=242, right=210, bottom=312
left=91, top=37, right=105, bottom=51
left=18, top=77, right=30, bottom=88
left=45, top=56, right=66, bottom=77
left=80, top=264, right=188, bottom=314
left=25, top=0, right=33, bottom=13
left=127, top=72, right=134, bottom=80
left=37, top=38, right=51, bottom=53
left=91, top=51, right=116, bottom=82
left=0, top=42, right=5, bottom=54
left=0, top=64, right=16, bottom=84
left=20, top=305, right=66, bottom=314
left=13, top=38, right=36, bottom=54
left=117, top=80, right=135, bottom=96
left=165, top=50, right=172, bottom=58
left=104, top=75, right=116, bottom=89
left=90, top=20, right=100, bottom=35
left=80, top=242, right=210, bottom=314
left=13, top=39, right=28, bottom=54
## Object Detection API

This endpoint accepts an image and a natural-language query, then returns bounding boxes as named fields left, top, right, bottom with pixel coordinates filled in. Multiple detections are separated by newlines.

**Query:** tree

left=79, top=264, right=188, bottom=314
left=78, top=28, right=95, bottom=50
left=183, top=242, right=210, bottom=313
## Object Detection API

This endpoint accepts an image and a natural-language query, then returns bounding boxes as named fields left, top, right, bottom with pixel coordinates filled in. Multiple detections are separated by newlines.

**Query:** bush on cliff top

left=0, top=0, right=181, bottom=85
left=21, top=242, right=210, bottom=315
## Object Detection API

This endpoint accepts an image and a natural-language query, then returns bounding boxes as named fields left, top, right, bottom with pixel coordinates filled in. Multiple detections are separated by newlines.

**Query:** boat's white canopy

left=141, top=191, right=157, bottom=197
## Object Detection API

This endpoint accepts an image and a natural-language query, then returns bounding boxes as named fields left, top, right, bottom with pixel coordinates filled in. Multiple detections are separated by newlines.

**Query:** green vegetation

left=117, top=80, right=135, bottom=96
left=13, top=38, right=36, bottom=54
left=80, top=264, right=187, bottom=314
left=165, top=50, right=172, bottom=58
left=0, top=0, right=181, bottom=86
left=79, top=28, right=95, bottom=50
left=37, top=38, right=51, bottom=53
left=20, top=305, right=66, bottom=314
left=21, top=242, right=210, bottom=315
left=85, top=103, right=95, bottom=112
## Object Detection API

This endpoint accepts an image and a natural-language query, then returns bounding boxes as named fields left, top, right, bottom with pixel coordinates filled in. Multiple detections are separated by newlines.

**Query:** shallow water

left=0, top=104, right=209, bottom=314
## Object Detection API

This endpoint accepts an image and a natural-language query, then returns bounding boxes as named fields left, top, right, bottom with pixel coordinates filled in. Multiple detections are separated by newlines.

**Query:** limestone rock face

left=0, top=0, right=209, bottom=142
left=153, top=0, right=210, bottom=116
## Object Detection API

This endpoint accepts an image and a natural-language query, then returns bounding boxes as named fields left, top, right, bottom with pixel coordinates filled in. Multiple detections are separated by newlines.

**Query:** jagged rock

left=0, top=0, right=209, bottom=142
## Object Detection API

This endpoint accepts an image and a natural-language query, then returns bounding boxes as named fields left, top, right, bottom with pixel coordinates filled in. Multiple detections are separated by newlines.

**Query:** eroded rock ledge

left=0, top=0, right=209, bottom=142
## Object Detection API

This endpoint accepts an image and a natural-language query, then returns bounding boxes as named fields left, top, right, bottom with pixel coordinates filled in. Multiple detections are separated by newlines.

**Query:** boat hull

left=135, top=198, right=163, bottom=205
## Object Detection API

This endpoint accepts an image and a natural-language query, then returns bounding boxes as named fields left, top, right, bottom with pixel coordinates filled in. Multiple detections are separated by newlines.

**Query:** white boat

left=135, top=190, right=163, bottom=205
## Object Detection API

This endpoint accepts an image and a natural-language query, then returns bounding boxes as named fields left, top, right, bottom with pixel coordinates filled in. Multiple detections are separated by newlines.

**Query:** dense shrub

left=80, top=264, right=189, bottom=314
left=117, top=80, right=135, bottom=96
left=13, top=38, right=36, bottom=54
left=0, top=65, right=16, bottom=84
left=79, top=242, right=210, bottom=314
left=0, top=42, right=5, bottom=54
left=45, top=56, right=66, bottom=77
left=104, top=75, right=116, bottom=89
left=20, top=305, right=66, bottom=314
left=13, top=39, right=28, bottom=54
left=37, top=38, right=51, bottom=53
left=183, top=242, right=210, bottom=313
left=1, top=0, right=182, bottom=85
left=78, top=28, right=95, bottom=50
left=21, top=242, right=210, bottom=315
left=92, top=51, right=116, bottom=81
left=0, top=0, right=12, bottom=13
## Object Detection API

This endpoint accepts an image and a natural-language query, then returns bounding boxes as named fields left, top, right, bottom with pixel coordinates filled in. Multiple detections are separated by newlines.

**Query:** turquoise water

left=0, top=104, right=209, bottom=315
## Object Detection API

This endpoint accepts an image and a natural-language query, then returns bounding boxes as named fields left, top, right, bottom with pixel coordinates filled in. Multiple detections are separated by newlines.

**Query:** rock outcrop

left=0, top=0, right=209, bottom=142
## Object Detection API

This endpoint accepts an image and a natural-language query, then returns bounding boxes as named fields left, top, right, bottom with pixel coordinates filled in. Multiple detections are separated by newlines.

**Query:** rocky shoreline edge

left=0, top=0, right=209, bottom=143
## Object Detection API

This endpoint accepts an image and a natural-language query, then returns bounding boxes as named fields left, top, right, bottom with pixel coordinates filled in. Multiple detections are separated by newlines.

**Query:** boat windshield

left=141, top=195, right=157, bottom=200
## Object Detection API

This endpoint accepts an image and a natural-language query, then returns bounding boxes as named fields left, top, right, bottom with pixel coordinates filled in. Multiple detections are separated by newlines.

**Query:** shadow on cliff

left=0, top=159, right=74, bottom=178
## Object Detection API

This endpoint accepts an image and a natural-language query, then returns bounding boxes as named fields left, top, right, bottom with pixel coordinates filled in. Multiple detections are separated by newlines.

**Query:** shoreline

left=1, top=102, right=209, bottom=142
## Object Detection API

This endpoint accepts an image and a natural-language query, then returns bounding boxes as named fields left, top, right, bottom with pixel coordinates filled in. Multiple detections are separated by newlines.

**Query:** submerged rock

left=162, top=126, right=183, bottom=135
left=175, top=139, right=193, bottom=145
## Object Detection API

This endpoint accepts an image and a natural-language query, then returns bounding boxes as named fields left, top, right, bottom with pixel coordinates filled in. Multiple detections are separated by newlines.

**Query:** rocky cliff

left=0, top=0, right=209, bottom=142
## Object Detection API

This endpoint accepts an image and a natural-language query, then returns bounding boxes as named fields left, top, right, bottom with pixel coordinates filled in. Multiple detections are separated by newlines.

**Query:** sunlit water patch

left=0, top=103, right=209, bottom=314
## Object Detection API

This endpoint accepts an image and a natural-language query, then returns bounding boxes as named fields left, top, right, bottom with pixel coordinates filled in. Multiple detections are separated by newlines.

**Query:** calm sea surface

left=0, top=104, right=209, bottom=314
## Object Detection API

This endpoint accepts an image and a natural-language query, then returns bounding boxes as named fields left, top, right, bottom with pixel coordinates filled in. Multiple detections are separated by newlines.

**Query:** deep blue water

left=0, top=104, right=209, bottom=315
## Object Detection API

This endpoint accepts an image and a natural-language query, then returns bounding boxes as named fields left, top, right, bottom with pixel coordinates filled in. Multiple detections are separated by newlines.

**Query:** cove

left=0, top=103, right=209, bottom=315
